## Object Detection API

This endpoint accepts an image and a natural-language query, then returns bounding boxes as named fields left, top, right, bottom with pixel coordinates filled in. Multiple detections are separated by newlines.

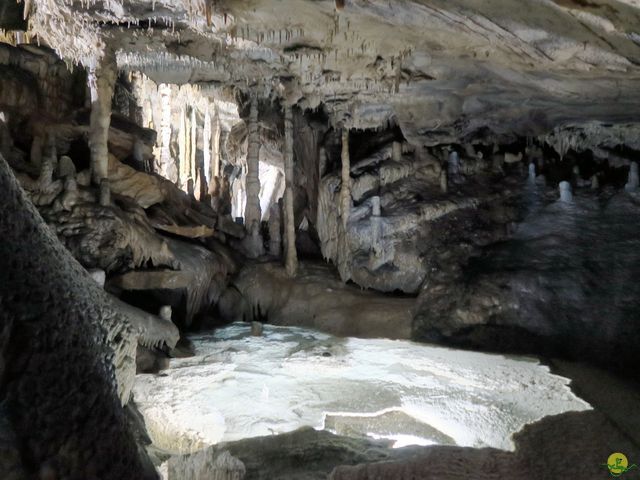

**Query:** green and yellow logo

left=603, top=453, right=637, bottom=477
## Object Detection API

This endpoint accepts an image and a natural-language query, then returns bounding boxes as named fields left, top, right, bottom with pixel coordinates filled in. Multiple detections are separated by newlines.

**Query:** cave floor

left=132, top=323, right=640, bottom=479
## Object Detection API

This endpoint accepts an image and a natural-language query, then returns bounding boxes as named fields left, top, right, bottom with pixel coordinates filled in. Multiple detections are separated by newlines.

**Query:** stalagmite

left=39, top=145, right=55, bottom=187
left=448, top=149, right=460, bottom=176
left=528, top=163, right=536, bottom=183
left=159, top=305, right=172, bottom=322
left=88, top=49, right=117, bottom=186
left=572, top=165, right=581, bottom=186
left=340, top=127, right=351, bottom=227
left=284, top=105, right=298, bottom=277
left=57, top=156, right=75, bottom=179
left=559, top=181, right=573, bottom=202
left=88, top=268, right=106, bottom=288
left=251, top=321, right=263, bottom=336
left=440, top=169, right=448, bottom=193
left=625, top=161, right=639, bottom=191
left=464, top=144, right=476, bottom=158
left=392, top=141, right=402, bottom=162
left=245, top=95, right=261, bottom=227
left=99, top=178, right=110, bottom=206
left=30, top=133, right=43, bottom=168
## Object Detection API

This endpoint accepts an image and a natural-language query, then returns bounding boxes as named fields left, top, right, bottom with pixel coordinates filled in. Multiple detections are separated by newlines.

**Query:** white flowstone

left=133, top=323, right=590, bottom=455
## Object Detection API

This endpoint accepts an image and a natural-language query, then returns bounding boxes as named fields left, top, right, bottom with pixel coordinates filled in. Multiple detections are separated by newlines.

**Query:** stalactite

left=88, top=49, right=116, bottom=186
left=244, top=95, right=261, bottom=227
left=340, top=127, right=351, bottom=227
left=284, top=105, right=298, bottom=277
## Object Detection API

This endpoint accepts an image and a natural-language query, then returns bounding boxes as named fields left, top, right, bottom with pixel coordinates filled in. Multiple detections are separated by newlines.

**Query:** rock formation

left=0, top=153, right=154, bottom=479
left=88, top=49, right=117, bottom=186
left=283, top=105, right=298, bottom=276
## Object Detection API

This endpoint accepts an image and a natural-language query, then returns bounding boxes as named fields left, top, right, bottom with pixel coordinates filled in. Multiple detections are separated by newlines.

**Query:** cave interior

left=1, top=1, right=640, bottom=479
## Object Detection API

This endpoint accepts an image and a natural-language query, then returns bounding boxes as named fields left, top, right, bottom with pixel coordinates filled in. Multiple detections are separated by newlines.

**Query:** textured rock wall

left=0, top=154, right=154, bottom=479
left=415, top=189, right=640, bottom=373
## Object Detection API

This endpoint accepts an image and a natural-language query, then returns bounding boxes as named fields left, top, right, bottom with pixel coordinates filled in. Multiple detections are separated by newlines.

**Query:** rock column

left=284, top=105, right=298, bottom=276
left=158, top=83, right=173, bottom=179
left=269, top=201, right=282, bottom=256
left=190, top=107, right=197, bottom=184
left=340, top=127, right=351, bottom=227
left=370, top=195, right=382, bottom=266
left=179, top=107, right=188, bottom=188
left=245, top=95, right=261, bottom=227
left=88, top=49, right=116, bottom=186
left=242, top=95, right=264, bottom=258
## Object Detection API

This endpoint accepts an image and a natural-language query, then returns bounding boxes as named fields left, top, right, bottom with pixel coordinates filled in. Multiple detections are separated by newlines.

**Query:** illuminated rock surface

left=134, top=323, right=589, bottom=454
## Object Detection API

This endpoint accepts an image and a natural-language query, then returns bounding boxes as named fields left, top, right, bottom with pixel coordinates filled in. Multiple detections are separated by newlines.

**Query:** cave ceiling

left=19, top=0, right=640, bottom=144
